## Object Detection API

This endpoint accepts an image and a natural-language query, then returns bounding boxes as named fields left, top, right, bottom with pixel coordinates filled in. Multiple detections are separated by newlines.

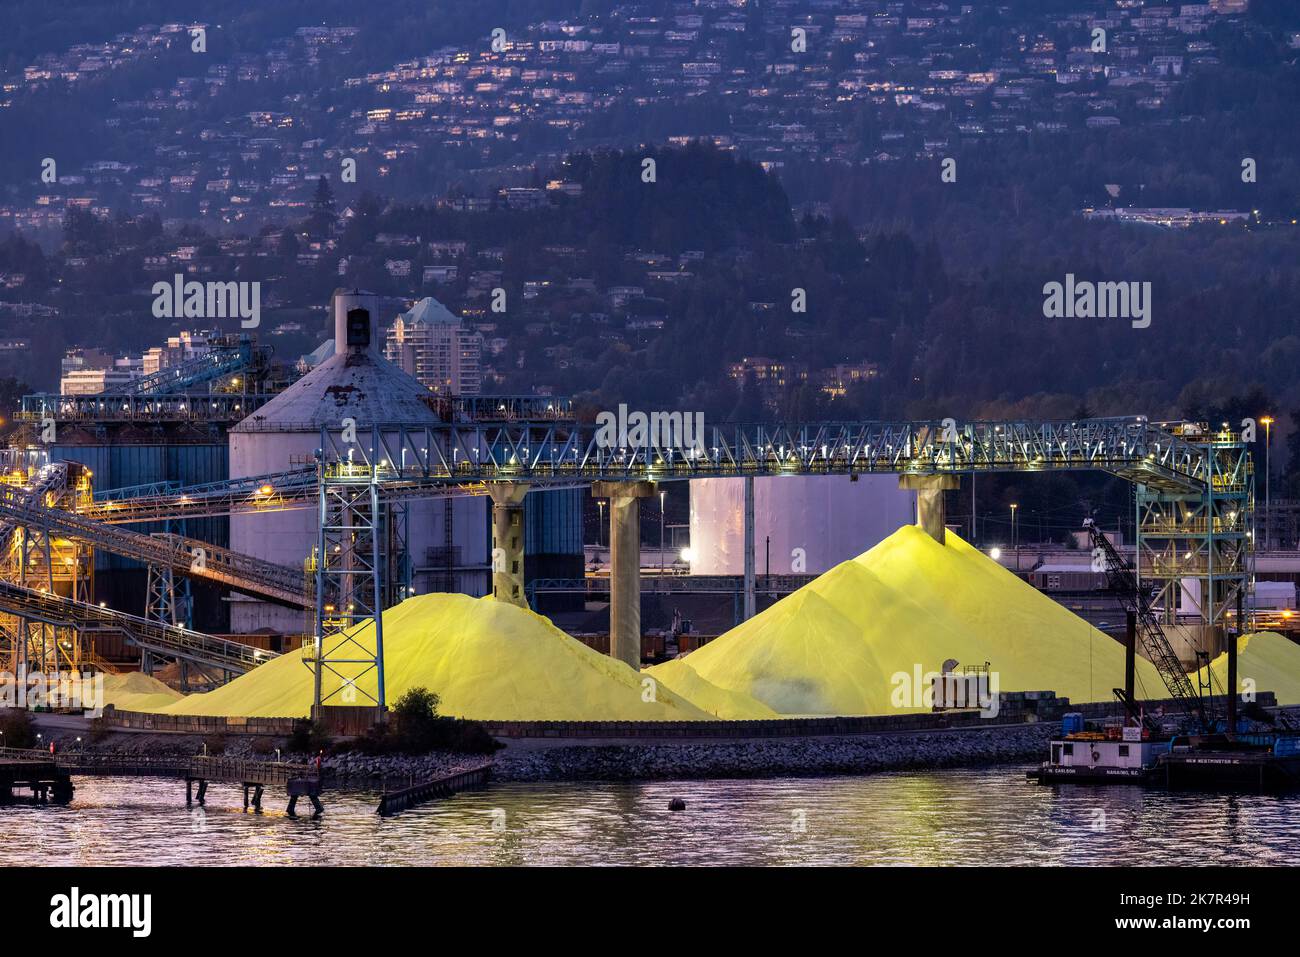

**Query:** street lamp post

left=659, top=490, right=666, bottom=583
left=1010, top=503, right=1019, bottom=572
left=1261, top=416, right=1274, bottom=550
left=597, top=499, right=606, bottom=549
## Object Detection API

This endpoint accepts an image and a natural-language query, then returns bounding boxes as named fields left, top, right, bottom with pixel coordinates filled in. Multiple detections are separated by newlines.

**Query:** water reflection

left=0, top=768, right=1296, bottom=866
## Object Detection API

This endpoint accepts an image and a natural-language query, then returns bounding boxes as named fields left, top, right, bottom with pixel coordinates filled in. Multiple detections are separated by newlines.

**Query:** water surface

left=2, top=768, right=1295, bottom=866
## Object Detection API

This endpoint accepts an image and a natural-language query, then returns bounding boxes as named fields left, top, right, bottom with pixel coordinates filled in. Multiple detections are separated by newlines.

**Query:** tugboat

left=1027, top=712, right=1172, bottom=785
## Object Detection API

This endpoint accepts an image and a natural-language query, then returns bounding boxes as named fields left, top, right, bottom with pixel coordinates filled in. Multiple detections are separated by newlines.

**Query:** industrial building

left=0, top=289, right=1269, bottom=708
left=228, top=290, right=491, bottom=633
left=688, top=474, right=915, bottom=576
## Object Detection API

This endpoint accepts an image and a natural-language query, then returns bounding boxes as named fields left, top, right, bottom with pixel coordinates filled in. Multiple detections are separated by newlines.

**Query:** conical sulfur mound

left=1194, top=631, right=1300, bottom=706
left=648, top=525, right=1166, bottom=717
left=155, top=593, right=713, bottom=721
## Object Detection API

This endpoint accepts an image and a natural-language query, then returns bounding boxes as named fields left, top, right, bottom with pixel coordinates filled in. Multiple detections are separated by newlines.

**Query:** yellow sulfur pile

left=151, top=593, right=712, bottom=721
left=101, top=672, right=184, bottom=713
left=647, top=525, right=1166, bottom=717
left=1194, top=631, right=1300, bottom=706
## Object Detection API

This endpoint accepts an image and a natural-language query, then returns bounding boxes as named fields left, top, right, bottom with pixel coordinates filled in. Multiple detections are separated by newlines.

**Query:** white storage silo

left=227, top=289, right=488, bottom=634
left=687, top=475, right=916, bottom=576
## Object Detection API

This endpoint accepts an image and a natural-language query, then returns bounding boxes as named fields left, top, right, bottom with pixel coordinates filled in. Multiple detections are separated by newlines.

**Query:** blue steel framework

left=308, top=416, right=1253, bottom=712
left=307, top=468, right=386, bottom=710
left=5, top=415, right=1253, bottom=708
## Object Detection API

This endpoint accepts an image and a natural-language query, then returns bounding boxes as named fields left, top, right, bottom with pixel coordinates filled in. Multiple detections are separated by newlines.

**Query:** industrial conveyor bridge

left=0, top=487, right=311, bottom=609
left=76, top=415, right=1232, bottom=521
left=299, top=414, right=1252, bottom=712
left=12, top=414, right=1252, bottom=712
left=0, top=577, right=275, bottom=681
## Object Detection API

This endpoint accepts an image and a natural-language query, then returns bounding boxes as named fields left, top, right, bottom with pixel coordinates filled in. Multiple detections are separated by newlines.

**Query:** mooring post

left=195, top=779, right=207, bottom=805
left=186, top=778, right=192, bottom=805
left=252, top=785, right=263, bottom=811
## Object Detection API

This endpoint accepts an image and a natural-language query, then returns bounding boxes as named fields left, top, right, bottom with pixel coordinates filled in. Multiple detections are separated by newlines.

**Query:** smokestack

left=331, top=289, right=382, bottom=358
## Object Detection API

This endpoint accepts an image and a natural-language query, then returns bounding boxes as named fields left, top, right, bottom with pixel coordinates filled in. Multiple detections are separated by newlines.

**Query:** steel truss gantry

left=0, top=577, right=274, bottom=679
left=0, top=488, right=312, bottom=609
left=11, top=414, right=1253, bottom=707
left=1134, top=423, right=1254, bottom=655
left=307, top=464, right=388, bottom=712
left=303, top=415, right=1252, bottom=708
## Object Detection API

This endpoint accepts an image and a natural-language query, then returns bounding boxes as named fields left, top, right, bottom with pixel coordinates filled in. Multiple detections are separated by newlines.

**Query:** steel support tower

left=1135, top=422, right=1254, bottom=664
left=308, top=458, right=387, bottom=713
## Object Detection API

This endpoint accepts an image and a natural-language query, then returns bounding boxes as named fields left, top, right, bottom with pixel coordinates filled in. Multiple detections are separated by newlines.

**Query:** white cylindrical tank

left=687, top=475, right=916, bottom=575
left=227, top=289, right=488, bottom=634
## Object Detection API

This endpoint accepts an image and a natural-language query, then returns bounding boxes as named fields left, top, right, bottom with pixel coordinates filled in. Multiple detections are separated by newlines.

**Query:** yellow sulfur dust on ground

left=647, top=525, right=1167, bottom=717
left=151, top=592, right=713, bottom=721
left=101, top=671, right=184, bottom=713
left=647, top=658, right=779, bottom=719
left=1193, top=631, right=1300, bottom=706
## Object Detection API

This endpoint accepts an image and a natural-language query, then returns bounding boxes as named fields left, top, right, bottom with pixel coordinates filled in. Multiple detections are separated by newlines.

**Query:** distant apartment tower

left=384, top=297, right=482, bottom=395
left=142, top=330, right=215, bottom=376
left=59, top=348, right=140, bottom=394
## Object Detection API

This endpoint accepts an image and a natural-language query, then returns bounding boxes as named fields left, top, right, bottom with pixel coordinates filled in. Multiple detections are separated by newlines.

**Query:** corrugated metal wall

left=525, top=487, right=583, bottom=558
left=525, top=487, right=584, bottom=588
left=51, top=444, right=229, bottom=571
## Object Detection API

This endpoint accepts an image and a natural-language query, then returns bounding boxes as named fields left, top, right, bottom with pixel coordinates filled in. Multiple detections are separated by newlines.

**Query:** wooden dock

left=0, top=747, right=322, bottom=815
left=0, top=756, right=74, bottom=805
left=377, top=763, right=493, bottom=816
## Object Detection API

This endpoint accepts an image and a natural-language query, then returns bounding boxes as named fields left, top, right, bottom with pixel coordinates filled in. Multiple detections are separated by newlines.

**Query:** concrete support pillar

left=743, top=476, right=756, bottom=621
left=898, top=474, right=961, bottom=543
left=593, top=480, right=656, bottom=669
left=487, top=482, right=529, bottom=608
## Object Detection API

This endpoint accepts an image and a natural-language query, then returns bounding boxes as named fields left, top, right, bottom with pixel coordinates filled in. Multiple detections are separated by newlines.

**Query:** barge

left=1157, top=732, right=1300, bottom=792
left=1028, top=714, right=1300, bottom=792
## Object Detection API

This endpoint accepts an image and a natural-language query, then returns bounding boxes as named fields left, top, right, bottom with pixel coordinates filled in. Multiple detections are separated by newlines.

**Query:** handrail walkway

left=0, top=578, right=277, bottom=674
left=0, top=488, right=311, bottom=608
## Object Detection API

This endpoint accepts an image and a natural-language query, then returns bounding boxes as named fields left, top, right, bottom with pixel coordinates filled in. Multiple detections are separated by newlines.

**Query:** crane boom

left=1084, top=519, right=1212, bottom=731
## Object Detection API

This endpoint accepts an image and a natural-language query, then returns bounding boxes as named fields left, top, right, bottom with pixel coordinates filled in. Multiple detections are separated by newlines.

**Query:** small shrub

left=287, top=719, right=331, bottom=755
left=250, top=736, right=275, bottom=755
left=202, top=733, right=227, bottom=755
left=353, top=688, right=500, bottom=755
left=0, top=709, right=37, bottom=750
